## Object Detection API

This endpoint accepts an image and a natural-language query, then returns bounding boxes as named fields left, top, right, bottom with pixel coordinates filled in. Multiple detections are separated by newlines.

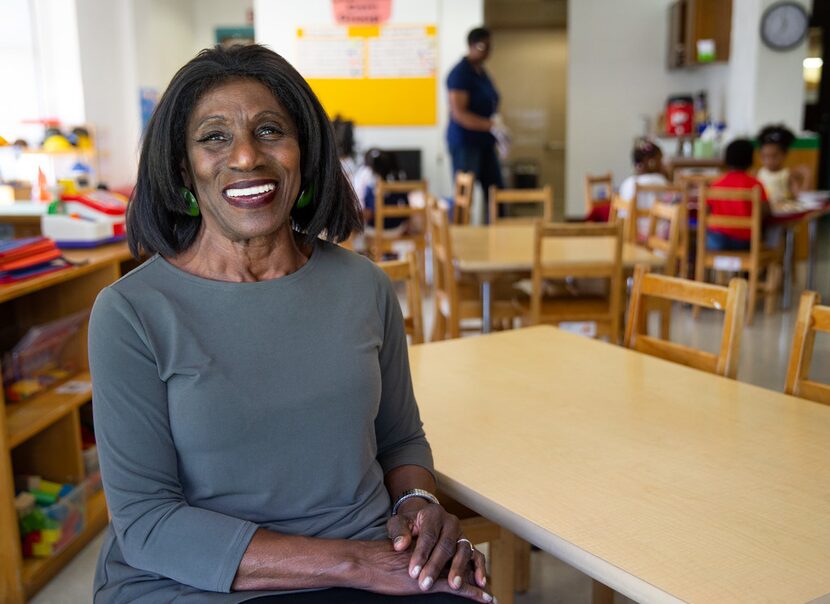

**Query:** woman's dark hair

left=631, top=137, right=661, bottom=166
left=757, top=123, right=796, bottom=152
left=724, top=139, right=755, bottom=171
left=128, top=44, right=362, bottom=257
left=467, top=27, right=491, bottom=46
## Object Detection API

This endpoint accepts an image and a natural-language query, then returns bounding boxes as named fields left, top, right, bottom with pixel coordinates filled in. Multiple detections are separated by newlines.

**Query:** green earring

left=296, top=183, right=315, bottom=209
left=180, top=187, right=200, bottom=216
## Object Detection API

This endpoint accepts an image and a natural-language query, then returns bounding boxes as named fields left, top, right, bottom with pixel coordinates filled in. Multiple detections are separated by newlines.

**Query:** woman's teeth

left=225, top=183, right=276, bottom=198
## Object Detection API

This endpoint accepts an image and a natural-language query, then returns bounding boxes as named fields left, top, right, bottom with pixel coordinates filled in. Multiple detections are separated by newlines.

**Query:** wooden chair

left=668, top=157, right=724, bottom=181
left=625, top=265, right=747, bottom=379
left=452, top=171, right=475, bottom=225
left=607, top=193, right=635, bottom=243
left=366, top=180, right=428, bottom=267
left=674, top=173, right=721, bottom=279
left=489, top=185, right=553, bottom=225
left=638, top=200, right=683, bottom=339
left=377, top=252, right=424, bottom=344
left=695, top=185, right=782, bottom=325
left=584, top=172, right=613, bottom=221
left=522, top=222, right=624, bottom=342
left=637, top=184, right=686, bottom=273
left=426, top=197, right=518, bottom=340
left=785, top=291, right=830, bottom=405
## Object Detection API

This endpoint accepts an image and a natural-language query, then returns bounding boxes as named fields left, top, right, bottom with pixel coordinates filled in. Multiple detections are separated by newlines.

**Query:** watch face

left=761, top=2, right=810, bottom=51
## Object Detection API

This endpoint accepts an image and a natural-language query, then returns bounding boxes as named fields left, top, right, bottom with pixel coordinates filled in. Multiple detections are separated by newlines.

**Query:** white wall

left=255, top=0, right=483, bottom=197
left=0, top=0, right=43, bottom=143
left=566, top=0, right=808, bottom=217
left=133, top=0, right=195, bottom=92
left=566, top=0, right=709, bottom=216
left=75, top=0, right=141, bottom=188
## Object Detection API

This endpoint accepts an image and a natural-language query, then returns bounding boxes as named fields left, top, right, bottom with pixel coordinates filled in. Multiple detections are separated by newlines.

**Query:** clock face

left=761, top=2, right=810, bottom=51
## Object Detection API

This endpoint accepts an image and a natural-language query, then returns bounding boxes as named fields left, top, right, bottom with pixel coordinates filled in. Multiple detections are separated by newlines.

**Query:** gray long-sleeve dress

left=88, top=241, right=434, bottom=603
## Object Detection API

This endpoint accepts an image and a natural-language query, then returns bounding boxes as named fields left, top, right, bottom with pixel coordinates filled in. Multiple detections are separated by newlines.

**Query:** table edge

left=437, top=473, right=683, bottom=604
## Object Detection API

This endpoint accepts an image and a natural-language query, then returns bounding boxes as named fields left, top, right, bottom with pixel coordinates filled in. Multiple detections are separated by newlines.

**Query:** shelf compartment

left=22, top=489, right=107, bottom=599
left=6, top=372, right=92, bottom=449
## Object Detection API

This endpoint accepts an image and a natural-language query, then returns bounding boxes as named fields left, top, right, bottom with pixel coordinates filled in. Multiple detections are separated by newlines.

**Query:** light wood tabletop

left=450, top=224, right=665, bottom=274
left=409, top=326, right=830, bottom=603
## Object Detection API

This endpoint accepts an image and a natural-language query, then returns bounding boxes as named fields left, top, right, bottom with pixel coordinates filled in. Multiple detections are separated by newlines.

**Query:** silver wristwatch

left=391, top=488, right=440, bottom=515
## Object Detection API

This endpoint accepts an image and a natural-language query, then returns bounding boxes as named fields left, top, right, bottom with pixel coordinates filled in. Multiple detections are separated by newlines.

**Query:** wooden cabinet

left=669, top=0, right=733, bottom=68
left=0, top=244, right=134, bottom=603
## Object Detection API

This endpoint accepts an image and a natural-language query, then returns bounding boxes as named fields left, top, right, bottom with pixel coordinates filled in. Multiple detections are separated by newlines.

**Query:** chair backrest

left=697, top=185, right=764, bottom=256
left=642, top=199, right=682, bottom=277
left=374, top=180, right=428, bottom=232
left=426, top=196, right=462, bottom=338
left=625, top=265, right=747, bottom=378
left=377, top=251, right=424, bottom=344
left=584, top=172, right=613, bottom=213
left=668, top=158, right=724, bottom=181
left=452, top=171, right=475, bottom=225
left=785, top=291, right=830, bottom=405
left=607, top=193, right=633, bottom=239
left=530, top=222, right=623, bottom=333
left=489, top=185, right=553, bottom=224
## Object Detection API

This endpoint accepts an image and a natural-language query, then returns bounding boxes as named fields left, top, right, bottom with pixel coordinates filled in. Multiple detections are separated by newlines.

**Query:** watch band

left=391, top=488, right=440, bottom=515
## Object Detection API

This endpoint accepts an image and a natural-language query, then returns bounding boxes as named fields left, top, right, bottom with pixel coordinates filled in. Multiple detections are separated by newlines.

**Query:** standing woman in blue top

left=446, top=27, right=503, bottom=223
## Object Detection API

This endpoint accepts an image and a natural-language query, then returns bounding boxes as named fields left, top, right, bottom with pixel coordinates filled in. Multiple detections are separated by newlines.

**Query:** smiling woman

left=88, top=44, right=491, bottom=604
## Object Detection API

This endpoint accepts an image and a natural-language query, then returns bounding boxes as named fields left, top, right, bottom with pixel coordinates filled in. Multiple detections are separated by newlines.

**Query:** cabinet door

left=686, top=0, right=732, bottom=64
left=668, top=0, right=688, bottom=69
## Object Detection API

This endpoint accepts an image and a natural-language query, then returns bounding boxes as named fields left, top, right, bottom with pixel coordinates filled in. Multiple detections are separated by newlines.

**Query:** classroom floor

left=30, top=221, right=830, bottom=604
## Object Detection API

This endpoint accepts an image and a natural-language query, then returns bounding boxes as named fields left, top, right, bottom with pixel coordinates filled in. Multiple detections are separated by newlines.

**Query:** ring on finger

left=456, top=537, right=475, bottom=554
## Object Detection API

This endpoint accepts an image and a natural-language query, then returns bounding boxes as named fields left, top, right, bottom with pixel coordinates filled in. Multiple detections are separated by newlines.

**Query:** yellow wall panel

left=308, top=78, right=437, bottom=126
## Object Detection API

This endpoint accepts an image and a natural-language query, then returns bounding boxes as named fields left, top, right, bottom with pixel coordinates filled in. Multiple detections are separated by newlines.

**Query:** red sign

left=332, top=0, right=391, bottom=24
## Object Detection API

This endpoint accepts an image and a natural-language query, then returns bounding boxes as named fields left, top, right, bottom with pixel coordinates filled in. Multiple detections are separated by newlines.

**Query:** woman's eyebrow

left=194, top=115, right=226, bottom=128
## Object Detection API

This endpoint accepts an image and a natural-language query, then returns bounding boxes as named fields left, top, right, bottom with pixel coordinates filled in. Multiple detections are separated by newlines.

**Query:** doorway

left=485, top=0, right=567, bottom=219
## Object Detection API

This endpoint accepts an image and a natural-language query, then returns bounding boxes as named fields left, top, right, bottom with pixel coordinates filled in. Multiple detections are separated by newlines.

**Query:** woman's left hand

left=386, top=500, right=488, bottom=593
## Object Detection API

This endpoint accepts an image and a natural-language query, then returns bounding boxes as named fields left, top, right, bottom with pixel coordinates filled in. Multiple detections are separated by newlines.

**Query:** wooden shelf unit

left=0, top=243, right=132, bottom=603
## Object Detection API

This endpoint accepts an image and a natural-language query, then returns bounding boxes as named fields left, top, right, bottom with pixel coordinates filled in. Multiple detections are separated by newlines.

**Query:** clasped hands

left=380, top=498, right=493, bottom=602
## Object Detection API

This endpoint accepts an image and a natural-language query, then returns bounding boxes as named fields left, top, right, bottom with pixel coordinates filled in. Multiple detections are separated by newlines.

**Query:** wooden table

left=769, top=200, right=830, bottom=308
left=409, top=326, right=830, bottom=603
left=450, top=225, right=666, bottom=332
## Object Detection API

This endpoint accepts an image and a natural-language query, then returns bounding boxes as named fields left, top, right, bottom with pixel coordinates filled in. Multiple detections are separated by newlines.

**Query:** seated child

left=619, top=137, right=669, bottom=238
left=706, top=139, right=769, bottom=251
left=756, top=124, right=806, bottom=204
left=352, top=148, right=410, bottom=234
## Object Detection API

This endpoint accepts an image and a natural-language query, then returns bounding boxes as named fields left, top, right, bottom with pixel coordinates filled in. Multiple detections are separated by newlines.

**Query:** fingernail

left=394, top=536, right=404, bottom=547
left=410, top=565, right=421, bottom=579
left=483, top=594, right=493, bottom=603
left=452, top=576, right=462, bottom=589
left=420, top=576, right=433, bottom=590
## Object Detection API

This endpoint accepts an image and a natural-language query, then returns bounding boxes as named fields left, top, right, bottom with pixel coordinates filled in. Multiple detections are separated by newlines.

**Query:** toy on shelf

left=2, top=309, right=89, bottom=402
left=41, top=189, right=127, bottom=248
left=15, top=475, right=85, bottom=558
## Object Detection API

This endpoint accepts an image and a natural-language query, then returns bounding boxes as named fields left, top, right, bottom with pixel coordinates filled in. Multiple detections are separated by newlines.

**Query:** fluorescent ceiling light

left=803, top=57, right=823, bottom=69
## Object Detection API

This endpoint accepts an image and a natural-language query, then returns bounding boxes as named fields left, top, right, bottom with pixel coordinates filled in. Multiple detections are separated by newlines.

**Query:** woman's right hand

left=352, top=540, right=493, bottom=603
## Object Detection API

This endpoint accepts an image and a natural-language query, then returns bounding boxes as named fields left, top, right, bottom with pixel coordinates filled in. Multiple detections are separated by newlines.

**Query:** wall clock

left=760, top=1, right=810, bottom=51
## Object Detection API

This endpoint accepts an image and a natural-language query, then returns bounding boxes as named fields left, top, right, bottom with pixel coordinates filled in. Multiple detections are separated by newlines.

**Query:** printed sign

left=332, top=0, right=391, bottom=24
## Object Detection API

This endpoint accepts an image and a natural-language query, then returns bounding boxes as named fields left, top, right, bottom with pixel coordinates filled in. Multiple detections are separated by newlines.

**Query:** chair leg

left=514, top=538, right=531, bottom=594
left=431, top=305, right=445, bottom=342
left=490, top=529, right=517, bottom=604
left=764, top=263, right=782, bottom=315
left=747, top=269, right=759, bottom=325
left=592, top=580, right=615, bottom=604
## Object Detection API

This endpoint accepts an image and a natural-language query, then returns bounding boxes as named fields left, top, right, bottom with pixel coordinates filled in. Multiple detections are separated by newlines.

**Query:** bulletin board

left=295, top=25, right=437, bottom=126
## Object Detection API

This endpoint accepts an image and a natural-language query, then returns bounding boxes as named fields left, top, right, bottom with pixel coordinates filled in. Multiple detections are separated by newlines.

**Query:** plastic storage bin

left=19, top=481, right=86, bottom=558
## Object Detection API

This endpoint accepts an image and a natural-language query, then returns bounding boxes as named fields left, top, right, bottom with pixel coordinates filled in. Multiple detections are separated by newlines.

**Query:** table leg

left=782, top=228, right=795, bottom=310
left=481, top=279, right=492, bottom=334
left=807, top=219, right=818, bottom=292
